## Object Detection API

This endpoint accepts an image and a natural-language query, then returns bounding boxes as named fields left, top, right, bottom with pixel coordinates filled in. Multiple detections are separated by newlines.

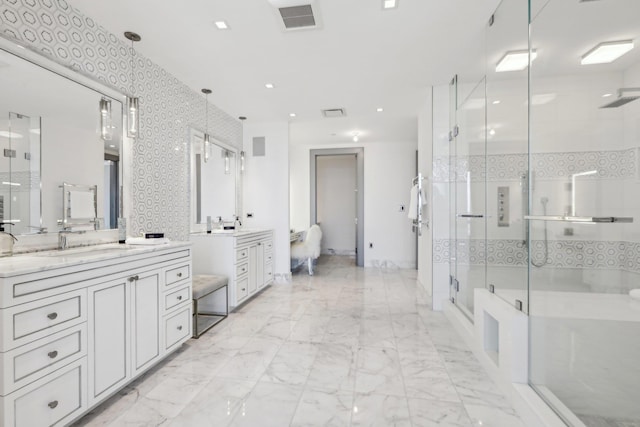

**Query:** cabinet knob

left=47, top=312, right=58, bottom=320
left=242, top=288, right=246, bottom=291
left=177, top=325, right=183, bottom=331
left=48, top=400, right=59, bottom=409
left=177, top=272, right=183, bottom=278
left=48, top=350, right=58, bottom=359
left=128, top=275, right=139, bottom=282
left=177, top=295, right=183, bottom=301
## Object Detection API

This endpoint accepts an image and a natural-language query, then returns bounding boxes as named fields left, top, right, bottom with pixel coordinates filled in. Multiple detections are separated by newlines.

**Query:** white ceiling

left=68, top=0, right=501, bottom=145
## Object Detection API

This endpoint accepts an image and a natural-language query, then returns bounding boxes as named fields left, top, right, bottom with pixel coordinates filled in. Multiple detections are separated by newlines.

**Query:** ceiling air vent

left=321, top=108, right=346, bottom=118
left=279, top=5, right=315, bottom=29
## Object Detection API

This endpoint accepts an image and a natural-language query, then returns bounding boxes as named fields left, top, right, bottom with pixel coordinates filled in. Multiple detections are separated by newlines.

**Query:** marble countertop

left=191, top=228, right=271, bottom=237
left=0, top=241, right=191, bottom=277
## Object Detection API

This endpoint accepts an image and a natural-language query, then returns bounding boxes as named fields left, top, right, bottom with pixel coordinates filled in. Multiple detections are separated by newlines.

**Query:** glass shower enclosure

left=439, top=0, right=640, bottom=425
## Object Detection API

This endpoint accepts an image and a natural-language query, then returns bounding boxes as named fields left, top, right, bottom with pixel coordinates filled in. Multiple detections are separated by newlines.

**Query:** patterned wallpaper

left=433, top=147, right=637, bottom=183
left=0, top=0, right=242, bottom=240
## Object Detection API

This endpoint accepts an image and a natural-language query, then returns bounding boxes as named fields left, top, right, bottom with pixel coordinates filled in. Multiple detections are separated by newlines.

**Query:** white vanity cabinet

left=0, top=243, right=192, bottom=426
left=191, top=229, right=274, bottom=309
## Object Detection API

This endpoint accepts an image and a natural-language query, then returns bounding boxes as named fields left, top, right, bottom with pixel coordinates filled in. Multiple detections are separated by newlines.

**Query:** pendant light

left=224, top=150, right=230, bottom=174
left=124, top=31, right=141, bottom=138
left=239, top=116, right=246, bottom=173
left=201, top=89, right=212, bottom=163
left=99, top=97, right=113, bottom=141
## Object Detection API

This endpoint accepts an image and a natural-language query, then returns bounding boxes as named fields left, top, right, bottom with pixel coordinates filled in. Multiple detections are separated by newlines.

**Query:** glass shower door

left=528, top=0, right=640, bottom=425
left=451, top=77, right=487, bottom=319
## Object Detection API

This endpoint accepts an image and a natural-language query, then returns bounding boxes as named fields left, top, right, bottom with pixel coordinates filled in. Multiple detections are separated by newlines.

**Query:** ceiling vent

left=321, top=108, right=346, bottom=118
left=267, top=0, right=321, bottom=31
left=279, top=5, right=315, bottom=29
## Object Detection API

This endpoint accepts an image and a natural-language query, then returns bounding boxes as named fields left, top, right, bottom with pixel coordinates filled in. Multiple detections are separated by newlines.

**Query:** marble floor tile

left=351, top=393, right=412, bottom=427
left=261, top=341, right=319, bottom=386
left=230, top=382, right=302, bottom=426
left=74, top=255, right=526, bottom=427
left=407, top=398, right=473, bottom=426
left=290, top=388, right=354, bottom=427
left=355, top=347, right=406, bottom=397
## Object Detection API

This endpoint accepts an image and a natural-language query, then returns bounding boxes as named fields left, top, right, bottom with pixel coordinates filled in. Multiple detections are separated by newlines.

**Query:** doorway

left=310, top=148, right=364, bottom=267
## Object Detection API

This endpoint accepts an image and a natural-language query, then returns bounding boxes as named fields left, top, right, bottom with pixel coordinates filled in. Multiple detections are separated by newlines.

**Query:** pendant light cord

left=130, top=39, right=134, bottom=97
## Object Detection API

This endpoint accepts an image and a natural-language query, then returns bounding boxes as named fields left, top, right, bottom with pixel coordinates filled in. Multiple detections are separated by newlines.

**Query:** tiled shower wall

left=0, top=0, right=242, bottom=240
left=433, top=148, right=640, bottom=290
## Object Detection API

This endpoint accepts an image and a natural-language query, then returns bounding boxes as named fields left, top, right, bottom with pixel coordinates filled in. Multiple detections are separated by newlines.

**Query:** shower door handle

left=457, top=214, right=484, bottom=218
left=524, top=215, right=633, bottom=223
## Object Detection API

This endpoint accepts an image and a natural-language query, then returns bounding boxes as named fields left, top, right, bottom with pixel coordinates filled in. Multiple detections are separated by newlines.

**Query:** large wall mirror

left=0, top=39, right=125, bottom=237
left=190, top=128, right=238, bottom=232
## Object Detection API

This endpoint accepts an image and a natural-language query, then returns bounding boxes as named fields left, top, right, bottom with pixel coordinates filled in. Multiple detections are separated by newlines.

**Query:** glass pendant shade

left=127, top=96, right=139, bottom=138
left=99, top=98, right=113, bottom=141
left=224, top=150, right=230, bottom=174
left=203, top=133, right=210, bottom=163
left=240, top=150, right=245, bottom=173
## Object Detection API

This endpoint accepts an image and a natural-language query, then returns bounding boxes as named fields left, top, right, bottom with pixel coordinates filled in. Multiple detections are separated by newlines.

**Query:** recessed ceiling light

left=109, top=144, right=116, bottom=148
left=581, top=40, right=634, bottom=65
left=492, top=100, right=501, bottom=105
left=214, top=21, right=229, bottom=30
left=496, top=49, right=537, bottom=72
left=289, top=113, right=296, bottom=117
left=376, top=107, right=384, bottom=112
left=602, top=93, right=613, bottom=97
left=352, top=132, right=360, bottom=142
left=265, top=83, right=275, bottom=89
left=383, top=0, right=397, bottom=9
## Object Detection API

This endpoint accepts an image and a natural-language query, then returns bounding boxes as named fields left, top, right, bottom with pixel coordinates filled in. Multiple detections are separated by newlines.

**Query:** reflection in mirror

left=190, top=129, right=237, bottom=231
left=0, top=45, right=123, bottom=236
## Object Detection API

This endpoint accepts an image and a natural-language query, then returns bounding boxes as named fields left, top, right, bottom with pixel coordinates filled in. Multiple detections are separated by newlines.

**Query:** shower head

left=600, top=88, right=640, bottom=108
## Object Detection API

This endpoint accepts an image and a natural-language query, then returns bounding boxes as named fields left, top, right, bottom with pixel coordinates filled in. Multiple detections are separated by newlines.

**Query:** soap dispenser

left=0, top=223, right=17, bottom=257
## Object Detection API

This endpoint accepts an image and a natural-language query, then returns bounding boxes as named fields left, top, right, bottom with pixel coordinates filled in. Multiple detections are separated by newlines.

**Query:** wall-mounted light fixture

left=352, top=132, right=360, bottom=142
left=240, top=150, right=245, bottom=173
left=124, top=31, right=141, bottom=138
left=201, top=88, right=212, bottom=163
left=99, top=98, right=113, bottom=141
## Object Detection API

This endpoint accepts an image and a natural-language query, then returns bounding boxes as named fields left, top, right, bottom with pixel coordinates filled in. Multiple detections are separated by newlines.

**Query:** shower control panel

left=498, top=186, right=509, bottom=227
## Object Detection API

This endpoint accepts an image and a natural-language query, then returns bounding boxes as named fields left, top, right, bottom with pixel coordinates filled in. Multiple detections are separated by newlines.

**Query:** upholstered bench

left=192, top=274, right=229, bottom=338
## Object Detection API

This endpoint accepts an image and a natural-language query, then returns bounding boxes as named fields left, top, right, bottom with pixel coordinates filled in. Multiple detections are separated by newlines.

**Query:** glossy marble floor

left=74, top=256, right=525, bottom=426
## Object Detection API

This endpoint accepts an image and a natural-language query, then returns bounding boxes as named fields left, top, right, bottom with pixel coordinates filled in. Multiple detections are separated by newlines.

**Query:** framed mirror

left=189, top=128, right=238, bottom=232
left=0, top=37, right=126, bottom=237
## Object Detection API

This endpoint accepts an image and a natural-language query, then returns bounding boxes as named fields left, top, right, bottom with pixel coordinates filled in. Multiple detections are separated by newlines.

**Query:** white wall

left=316, top=155, right=357, bottom=255
left=290, top=138, right=418, bottom=269
left=242, top=121, right=290, bottom=280
left=417, top=89, right=433, bottom=294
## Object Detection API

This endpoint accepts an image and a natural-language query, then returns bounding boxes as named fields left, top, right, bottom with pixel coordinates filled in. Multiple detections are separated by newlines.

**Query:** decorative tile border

left=434, top=238, right=640, bottom=274
left=1, top=0, right=242, bottom=241
left=433, top=148, right=637, bottom=183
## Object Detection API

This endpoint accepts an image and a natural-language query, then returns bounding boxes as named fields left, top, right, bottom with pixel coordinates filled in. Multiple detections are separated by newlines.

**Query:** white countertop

left=190, top=228, right=271, bottom=237
left=0, top=241, right=191, bottom=277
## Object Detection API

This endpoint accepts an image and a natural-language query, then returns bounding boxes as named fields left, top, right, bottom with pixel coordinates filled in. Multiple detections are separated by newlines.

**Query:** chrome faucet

left=58, top=229, right=86, bottom=250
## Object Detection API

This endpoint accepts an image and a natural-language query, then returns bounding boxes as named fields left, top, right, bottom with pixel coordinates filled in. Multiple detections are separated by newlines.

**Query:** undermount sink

left=33, top=246, right=130, bottom=258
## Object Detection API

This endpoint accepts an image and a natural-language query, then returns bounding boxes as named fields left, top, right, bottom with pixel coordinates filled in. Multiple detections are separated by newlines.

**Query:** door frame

left=310, top=148, right=364, bottom=267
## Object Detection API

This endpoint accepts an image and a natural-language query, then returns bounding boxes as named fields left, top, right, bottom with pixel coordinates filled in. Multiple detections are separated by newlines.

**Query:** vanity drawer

left=165, top=285, right=191, bottom=312
left=236, top=247, right=249, bottom=263
left=263, top=240, right=273, bottom=252
left=13, top=361, right=84, bottom=427
left=236, top=262, right=249, bottom=277
left=265, top=263, right=274, bottom=284
left=165, top=264, right=190, bottom=287
left=5, top=325, right=86, bottom=395
left=236, top=276, right=249, bottom=301
left=165, top=308, right=191, bottom=350
left=264, top=251, right=274, bottom=265
left=3, top=290, right=86, bottom=352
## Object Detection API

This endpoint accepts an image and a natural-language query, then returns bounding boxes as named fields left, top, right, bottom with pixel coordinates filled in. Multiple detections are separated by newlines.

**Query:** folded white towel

left=408, top=184, right=419, bottom=220
left=125, top=237, right=170, bottom=245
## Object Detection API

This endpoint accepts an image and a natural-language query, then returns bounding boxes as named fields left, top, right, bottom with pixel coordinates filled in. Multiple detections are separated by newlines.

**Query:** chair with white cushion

left=291, top=224, right=323, bottom=275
